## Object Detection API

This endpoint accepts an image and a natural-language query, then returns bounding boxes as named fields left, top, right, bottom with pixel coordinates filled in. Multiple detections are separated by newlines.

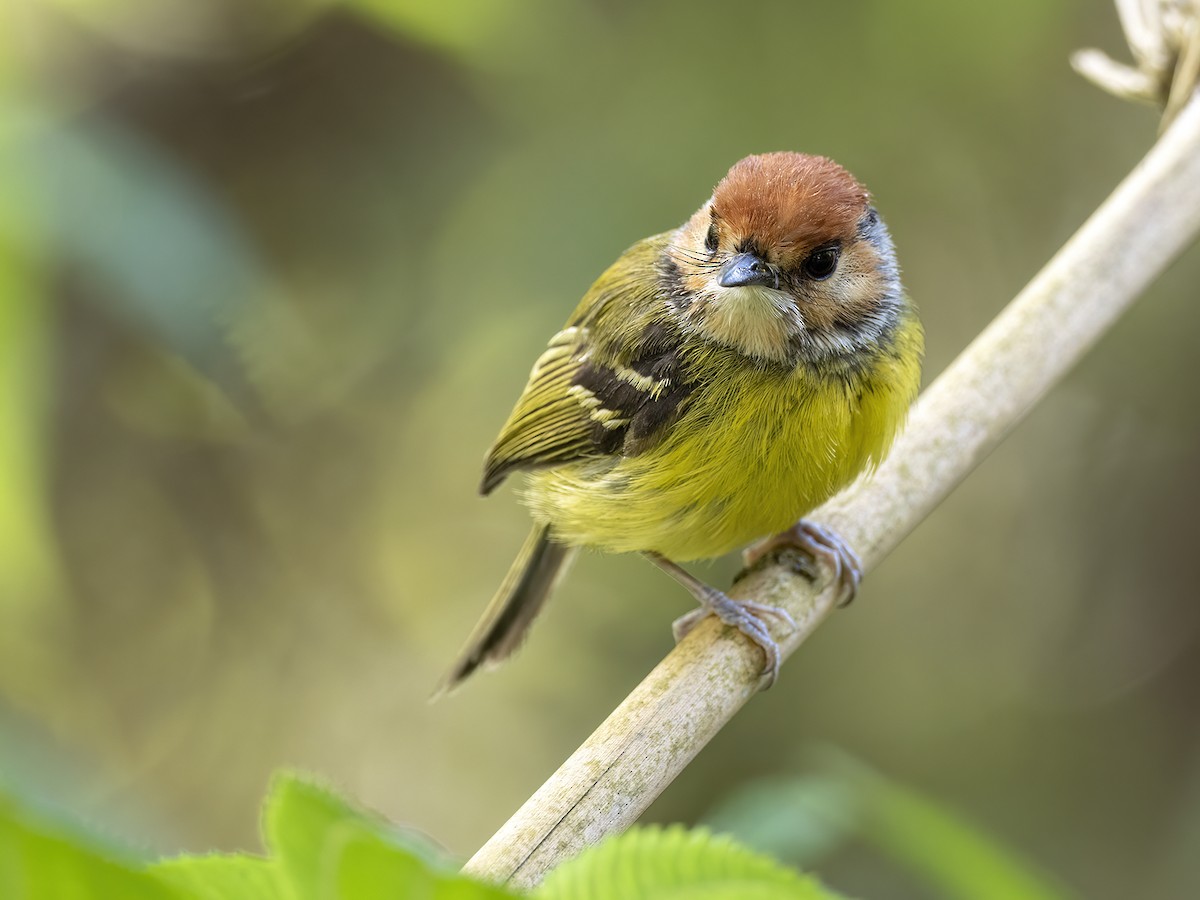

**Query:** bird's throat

left=697, top=286, right=799, bottom=363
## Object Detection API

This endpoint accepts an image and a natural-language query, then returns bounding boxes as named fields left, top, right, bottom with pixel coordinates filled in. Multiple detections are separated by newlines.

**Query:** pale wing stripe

left=611, top=364, right=669, bottom=395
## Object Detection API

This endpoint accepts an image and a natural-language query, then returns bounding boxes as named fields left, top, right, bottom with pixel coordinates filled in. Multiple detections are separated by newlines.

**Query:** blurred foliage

left=2, top=771, right=842, bottom=899
left=1, top=771, right=513, bottom=899
left=0, top=1, right=1198, bottom=899
left=705, top=749, right=1071, bottom=900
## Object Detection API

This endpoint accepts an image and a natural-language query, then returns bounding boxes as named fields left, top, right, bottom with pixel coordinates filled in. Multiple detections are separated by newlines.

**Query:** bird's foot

left=742, top=519, right=862, bottom=607
left=671, top=588, right=795, bottom=687
left=647, top=552, right=795, bottom=688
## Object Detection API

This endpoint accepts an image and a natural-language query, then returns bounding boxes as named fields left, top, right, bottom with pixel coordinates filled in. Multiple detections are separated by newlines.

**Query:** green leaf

left=263, top=771, right=515, bottom=900
left=703, top=775, right=861, bottom=865
left=0, top=790, right=180, bottom=900
left=705, top=751, right=1075, bottom=900
left=535, top=825, right=844, bottom=900
left=0, top=772, right=516, bottom=900
left=828, top=756, right=1073, bottom=900
left=150, top=854, right=285, bottom=900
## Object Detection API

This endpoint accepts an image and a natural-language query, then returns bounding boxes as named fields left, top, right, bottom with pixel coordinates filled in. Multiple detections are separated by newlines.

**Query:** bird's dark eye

left=705, top=223, right=719, bottom=252
left=802, top=246, right=840, bottom=280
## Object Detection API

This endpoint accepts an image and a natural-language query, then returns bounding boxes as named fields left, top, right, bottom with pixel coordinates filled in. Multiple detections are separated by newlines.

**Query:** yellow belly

left=522, top=342, right=919, bottom=561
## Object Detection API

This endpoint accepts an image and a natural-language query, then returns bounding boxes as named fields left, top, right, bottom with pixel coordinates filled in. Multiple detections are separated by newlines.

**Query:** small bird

left=439, top=152, right=923, bottom=694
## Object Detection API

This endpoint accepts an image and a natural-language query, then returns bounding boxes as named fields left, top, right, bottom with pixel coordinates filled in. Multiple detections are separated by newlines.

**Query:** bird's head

left=665, top=152, right=903, bottom=367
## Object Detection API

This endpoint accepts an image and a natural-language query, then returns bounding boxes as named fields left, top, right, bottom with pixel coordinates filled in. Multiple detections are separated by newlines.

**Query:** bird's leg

left=742, top=519, right=862, bottom=607
left=644, top=552, right=796, bottom=687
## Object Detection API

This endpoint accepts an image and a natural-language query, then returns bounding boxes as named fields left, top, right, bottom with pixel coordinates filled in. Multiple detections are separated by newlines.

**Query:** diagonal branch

left=464, top=29, right=1200, bottom=896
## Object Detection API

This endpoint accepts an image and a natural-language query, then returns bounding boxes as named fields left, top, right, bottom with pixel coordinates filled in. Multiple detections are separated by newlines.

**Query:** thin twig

left=465, top=34, right=1200, bottom=898
left=1072, top=0, right=1200, bottom=130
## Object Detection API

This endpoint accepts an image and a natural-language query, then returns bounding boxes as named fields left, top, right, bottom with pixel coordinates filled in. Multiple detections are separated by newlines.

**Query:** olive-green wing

left=480, top=325, right=600, bottom=493
left=480, top=233, right=695, bottom=494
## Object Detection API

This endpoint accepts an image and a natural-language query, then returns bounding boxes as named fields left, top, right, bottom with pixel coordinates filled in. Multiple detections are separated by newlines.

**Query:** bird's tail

left=434, top=525, right=576, bottom=697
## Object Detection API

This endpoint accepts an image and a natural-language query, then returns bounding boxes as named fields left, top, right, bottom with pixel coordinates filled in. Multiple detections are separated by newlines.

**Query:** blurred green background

left=1, top=0, right=1198, bottom=897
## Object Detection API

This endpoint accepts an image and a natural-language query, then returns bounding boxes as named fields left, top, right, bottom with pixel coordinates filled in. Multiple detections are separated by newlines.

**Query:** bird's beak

left=717, top=252, right=778, bottom=289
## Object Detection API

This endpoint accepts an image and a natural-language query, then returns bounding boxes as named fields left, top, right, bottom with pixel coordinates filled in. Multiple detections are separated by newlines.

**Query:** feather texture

left=436, top=525, right=577, bottom=695
left=446, top=152, right=925, bottom=692
left=480, top=231, right=922, bottom=562
left=482, top=235, right=695, bottom=493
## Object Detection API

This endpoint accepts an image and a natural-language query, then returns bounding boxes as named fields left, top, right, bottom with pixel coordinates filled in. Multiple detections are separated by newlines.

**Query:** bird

left=438, top=151, right=923, bottom=695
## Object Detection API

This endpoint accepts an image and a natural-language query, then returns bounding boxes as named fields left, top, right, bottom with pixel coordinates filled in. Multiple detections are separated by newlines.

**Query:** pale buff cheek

left=826, top=249, right=889, bottom=313
left=826, top=270, right=887, bottom=309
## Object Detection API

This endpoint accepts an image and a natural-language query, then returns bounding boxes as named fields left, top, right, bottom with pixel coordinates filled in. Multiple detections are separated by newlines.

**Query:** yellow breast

left=522, top=314, right=922, bottom=561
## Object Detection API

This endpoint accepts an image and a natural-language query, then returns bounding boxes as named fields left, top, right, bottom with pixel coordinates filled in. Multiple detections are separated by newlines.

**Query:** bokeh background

left=2, top=1, right=1198, bottom=897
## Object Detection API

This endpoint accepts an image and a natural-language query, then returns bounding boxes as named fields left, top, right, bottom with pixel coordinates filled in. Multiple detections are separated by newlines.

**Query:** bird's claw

left=672, top=590, right=795, bottom=688
left=743, top=519, right=862, bottom=607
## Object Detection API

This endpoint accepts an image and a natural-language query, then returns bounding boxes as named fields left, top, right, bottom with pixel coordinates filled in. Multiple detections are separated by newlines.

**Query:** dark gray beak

left=717, top=252, right=777, bottom=288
